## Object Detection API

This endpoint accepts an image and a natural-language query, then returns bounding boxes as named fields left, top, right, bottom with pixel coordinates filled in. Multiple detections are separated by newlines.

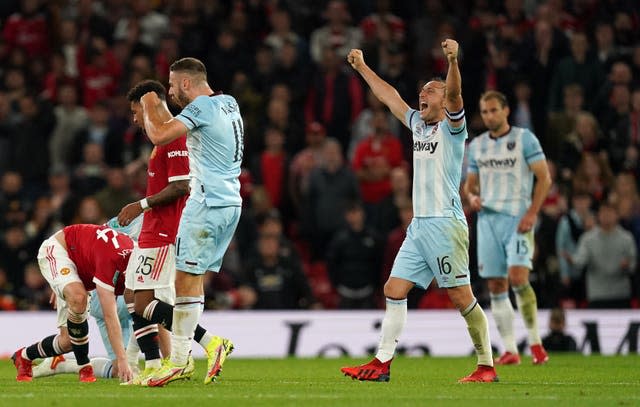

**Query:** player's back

left=63, top=224, right=133, bottom=293
left=178, top=93, right=243, bottom=207
left=467, top=126, right=545, bottom=217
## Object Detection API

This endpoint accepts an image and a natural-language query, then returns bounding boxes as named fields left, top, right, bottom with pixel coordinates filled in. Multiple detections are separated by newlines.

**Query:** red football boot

left=341, top=358, right=391, bottom=382
left=79, top=365, right=97, bottom=383
left=495, top=351, right=521, bottom=365
left=12, top=348, right=33, bottom=382
left=458, top=365, right=499, bottom=383
left=531, top=344, right=549, bottom=365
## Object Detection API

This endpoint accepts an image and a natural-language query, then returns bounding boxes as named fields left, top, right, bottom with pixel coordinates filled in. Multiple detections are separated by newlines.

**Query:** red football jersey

left=63, top=224, right=134, bottom=294
left=138, top=136, right=190, bottom=248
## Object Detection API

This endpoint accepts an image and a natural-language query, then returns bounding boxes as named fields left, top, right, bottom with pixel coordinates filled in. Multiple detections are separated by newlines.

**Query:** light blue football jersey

left=405, top=109, right=467, bottom=221
left=467, top=126, right=546, bottom=217
left=175, top=94, right=243, bottom=207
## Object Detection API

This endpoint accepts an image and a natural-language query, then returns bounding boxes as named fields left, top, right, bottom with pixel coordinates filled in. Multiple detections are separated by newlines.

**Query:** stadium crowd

left=0, top=0, right=638, bottom=311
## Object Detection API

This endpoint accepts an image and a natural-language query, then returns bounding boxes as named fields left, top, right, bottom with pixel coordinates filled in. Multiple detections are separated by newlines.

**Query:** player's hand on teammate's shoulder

left=347, top=49, right=365, bottom=71
left=441, top=39, right=459, bottom=62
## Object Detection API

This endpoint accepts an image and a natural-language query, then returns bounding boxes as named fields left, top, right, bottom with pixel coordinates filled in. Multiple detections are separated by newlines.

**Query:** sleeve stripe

left=93, top=277, right=115, bottom=292
left=525, top=151, right=544, bottom=159
left=168, top=175, right=191, bottom=182
left=178, top=114, right=197, bottom=128
left=450, top=123, right=466, bottom=135
left=445, top=108, right=465, bottom=121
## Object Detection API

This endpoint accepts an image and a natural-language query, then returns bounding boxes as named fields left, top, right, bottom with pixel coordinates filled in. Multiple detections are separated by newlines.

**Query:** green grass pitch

left=1, top=355, right=639, bottom=407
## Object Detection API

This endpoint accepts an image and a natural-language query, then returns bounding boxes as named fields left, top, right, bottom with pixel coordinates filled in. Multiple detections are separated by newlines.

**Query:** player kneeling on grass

left=12, top=224, right=134, bottom=383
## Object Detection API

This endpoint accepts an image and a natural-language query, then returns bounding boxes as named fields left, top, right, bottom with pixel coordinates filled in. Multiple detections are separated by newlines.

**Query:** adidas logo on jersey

left=413, top=141, right=438, bottom=153
left=137, top=275, right=144, bottom=283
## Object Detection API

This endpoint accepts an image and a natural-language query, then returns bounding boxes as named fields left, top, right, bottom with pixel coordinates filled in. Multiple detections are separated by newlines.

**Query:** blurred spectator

left=380, top=43, right=416, bottom=112
left=541, top=308, right=578, bottom=352
left=0, top=171, right=28, bottom=229
left=93, top=167, right=137, bottom=218
left=360, top=0, right=405, bottom=48
left=113, top=0, right=168, bottom=51
left=310, top=0, right=362, bottom=64
left=71, top=195, right=106, bottom=225
left=24, top=196, right=56, bottom=243
left=371, top=166, right=411, bottom=240
left=512, top=80, right=534, bottom=130
left=47, top=166, right=79, bottom=226
left=239, top=232, right=318, bottom=310
left=2, top=0, right=50, bottom=58
left=350, top=89, right=401, bottom=159
left=546, top=84, right=584, bottom=160
left=49, top=83, right=89, bottom=171
left=11, top=93, right=55, bottom=195
left=556, top=191, right=594, bottom=307
left=272, top=40, right=310, bottom=109
left=327, top=201, right=383, bottom=309
left=0, top=225, right=34, bottom=290
left=305, top=45, right=364, bottom=150
left=0, top=266, right=17, bottom=311
left=571, top=203, right=636, bottom=308
left=206, top=28, right=252, bottom=93
left=0, top=91, right=15, bottom=175
left=72, top=141, right=107, bottom=196
left=558, top=112, right=605, bottom=182
left=571, top=152, right=614, bottom=204
left=265, top=8, right=307, bottom=60
left=289, top=121, right=327, bottom=219
left=17, top=261, right=50, bottom=310
left=548, top=31, right=604, bottom=112
left=79, top=36, right=122, bottom=108
left=250, top=127, right=290, bottom=215
left=352, top=109, right=404, bottom=208
left=305, top=139, right=360, bottom=260
left=57, top=18, right=81, bottom=80
left=593, top=20, right=622, bottom=72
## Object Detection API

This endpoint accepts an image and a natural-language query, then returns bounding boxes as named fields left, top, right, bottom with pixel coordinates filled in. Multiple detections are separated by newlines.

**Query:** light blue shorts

left=89, top=293, right=132, bottom=361
left=476, top=210, right=534, bottom=279
left=175, top=199, right=241, bottom=275
left=390, top=217, right=470, bottom=289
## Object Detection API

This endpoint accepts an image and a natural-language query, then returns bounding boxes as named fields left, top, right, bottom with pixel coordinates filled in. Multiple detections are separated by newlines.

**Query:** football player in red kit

left=12, top=224, right=134, bottom=383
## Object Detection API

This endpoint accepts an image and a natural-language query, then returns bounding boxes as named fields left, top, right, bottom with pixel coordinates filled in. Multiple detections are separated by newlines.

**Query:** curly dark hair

left=126, top=80, right=167, bottom=103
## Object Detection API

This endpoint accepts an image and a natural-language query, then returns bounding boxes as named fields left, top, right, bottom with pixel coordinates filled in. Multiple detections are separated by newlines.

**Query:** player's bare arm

left=141, top=92, right=188, bottom=146
left=463, top=172, right=482, bottom=212
left=117, top=180, right=190, bottom=226
left=347, top=49, right=410, bottom=124
left=442, top=39, right=464, bottom=127
left=518, top=160, right=552, bottom=233
left=95, top=285, right=133, bottom=382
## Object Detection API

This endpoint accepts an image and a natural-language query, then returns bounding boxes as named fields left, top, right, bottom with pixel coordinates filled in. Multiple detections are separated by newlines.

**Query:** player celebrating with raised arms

left=463, top=91, right=551, bottom=365
left=139, top=58, right=242, bottom=387
left=12, top=224, right=134, bottom=383
left=341, top=40, right=497, bottom=383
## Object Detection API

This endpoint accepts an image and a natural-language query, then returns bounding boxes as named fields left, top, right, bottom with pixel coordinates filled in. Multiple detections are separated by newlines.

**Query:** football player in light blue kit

left=463, top=90, right=551, bottom=365
left=140, top=57, right=241, bottom=386
left=341, top=40, right=497, bottom=383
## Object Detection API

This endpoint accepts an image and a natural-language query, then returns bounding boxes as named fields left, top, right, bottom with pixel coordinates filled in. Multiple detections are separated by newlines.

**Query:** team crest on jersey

left=507, top=141, right=516, bottom=150
left=60, top=268, right=70, bottom=275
